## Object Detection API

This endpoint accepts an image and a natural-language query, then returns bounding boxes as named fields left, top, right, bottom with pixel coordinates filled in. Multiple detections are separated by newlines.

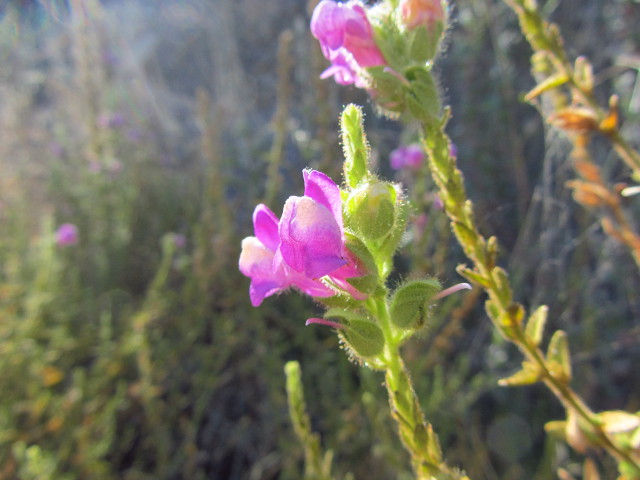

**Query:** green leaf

left=339, top=319, right=385, bottom=359
left=323, top=309, right=385, bottom=359
left=498, top=361, right=542, bottom=386
left=546, top=330, right=572, bottom=383
left=456, top=265, right=490, bottom=288
left=389, top=278, right=442, bottom=330
left=492, top=267, right=513, bottom=306
left=525, top=305, right=548, bottom=347
left=544, top=420, right=568, bottom=442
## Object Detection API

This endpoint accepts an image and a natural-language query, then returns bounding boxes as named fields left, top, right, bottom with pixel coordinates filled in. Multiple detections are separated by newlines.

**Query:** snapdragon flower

left=240, top=170, right=366, bottom=306
left=311, top=0, right=386, bottom=88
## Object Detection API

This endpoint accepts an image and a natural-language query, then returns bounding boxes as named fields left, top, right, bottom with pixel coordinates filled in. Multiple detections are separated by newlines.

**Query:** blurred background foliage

left=0, top=0, right=638, bottom=479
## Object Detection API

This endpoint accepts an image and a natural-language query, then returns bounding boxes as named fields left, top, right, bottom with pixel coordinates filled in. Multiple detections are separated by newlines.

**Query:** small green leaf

left=323, top=309, right=384, bottom=359
left=525, top=305, right=548, bottom=347
left=498, top=361, right=542, bottom=386
left=544, top=420, right=568, bottom=442
left=389, top=279, right=441, bottom=330
left=492, top=267, right=513, bottom=306
left=598, top=410, right=640, bottom=434
left=546, top=330, right=572, bottom=383
left=456, top=265, right=490, bottom=288
left=339, top=319, right=385, bottom=359
left=452, top=222, right=477, bottom=251
left=524, top=73, right=569, bottom=102
left=485, top=299, right=519, bottom=341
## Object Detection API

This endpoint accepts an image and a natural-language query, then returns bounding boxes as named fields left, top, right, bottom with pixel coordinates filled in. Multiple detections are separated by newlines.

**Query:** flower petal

left=303, top=170, right=344, bottom=232
left=253, top=204, right=280, bottom=251
left=239, top=237, right=286, bottom=306
left=279, top=195, right=346, bottom=278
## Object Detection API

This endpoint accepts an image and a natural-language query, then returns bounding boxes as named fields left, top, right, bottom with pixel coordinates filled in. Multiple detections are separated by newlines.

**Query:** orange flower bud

left=548, top=107, right=598, bottom=134
left=400, top=0, right=445, bottom=31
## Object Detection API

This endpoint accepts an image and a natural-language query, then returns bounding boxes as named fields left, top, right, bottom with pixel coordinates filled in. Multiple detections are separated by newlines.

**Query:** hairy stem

left=373, top=295, right=468, bottom=480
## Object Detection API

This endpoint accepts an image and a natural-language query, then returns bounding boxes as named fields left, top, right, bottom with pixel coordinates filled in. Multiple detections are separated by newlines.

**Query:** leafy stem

left=420, top=113, right=640, bottom=476
left=367, top=292, right=468, bottom=480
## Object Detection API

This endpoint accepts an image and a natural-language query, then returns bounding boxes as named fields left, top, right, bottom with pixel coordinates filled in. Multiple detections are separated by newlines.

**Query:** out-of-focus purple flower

left=449, top=142, right=458, bottom=158
left=311, top=0, right=386, bottom=87
left=126, top=129, right=143, bottom=143
left=239, top=170, right=366, bottom=306
left=49, top=142, right=65, bottom=158
left=390, top=144, right=425, bottom=170
left=171, top=233, right=187, bottom=248
left=107, top=160, right=123, bottom=174
left=56, top=223, right=78, bottom=246
left=97, top=112, right=126, bottom=129
left=432, top=193, right=444, bottom=210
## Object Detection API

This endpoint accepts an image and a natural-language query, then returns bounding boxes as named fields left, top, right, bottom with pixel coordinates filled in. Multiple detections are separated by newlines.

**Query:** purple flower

left=97, top=112, right=126, bottom=129
left=390, top=144, right=425, bottom=170
left=56, top=223, right=78, bottom=246
left=449, top=142, right=458, bottom=158
left=240, top=204, right=336, bottom=306
left=278, top=170, right=347, bottom=278
left=239, top=170, right=366, bottom=306
left=311, top=0, right=386, bottom=87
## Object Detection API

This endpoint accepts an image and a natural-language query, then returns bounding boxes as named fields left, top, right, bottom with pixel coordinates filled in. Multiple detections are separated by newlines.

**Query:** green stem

left=371, top=294, right=468, bottom=480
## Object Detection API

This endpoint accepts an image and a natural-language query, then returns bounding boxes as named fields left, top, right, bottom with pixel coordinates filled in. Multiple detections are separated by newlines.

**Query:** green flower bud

left=345, top=180, right=397, bottom=241
left=341, top=104, right=371, bottom=188
left=389, top=278, right=441, bottom=330
left=400, top=0, right=446, bottom=64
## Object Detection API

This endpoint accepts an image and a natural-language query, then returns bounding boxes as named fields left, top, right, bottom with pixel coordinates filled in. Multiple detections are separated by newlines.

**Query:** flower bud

left=400, top=0, right=445, bottom=31
left=345, top=180, right=397, bottom=241
left=400, top=0, right=446, bottom=63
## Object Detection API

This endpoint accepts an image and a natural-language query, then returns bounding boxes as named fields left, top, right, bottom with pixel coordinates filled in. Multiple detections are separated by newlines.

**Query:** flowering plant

left=242, top=0, right=640, bottom=478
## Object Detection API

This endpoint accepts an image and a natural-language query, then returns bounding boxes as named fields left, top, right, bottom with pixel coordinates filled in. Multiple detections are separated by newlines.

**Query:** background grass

left=0, top=0, right=638, bottom=479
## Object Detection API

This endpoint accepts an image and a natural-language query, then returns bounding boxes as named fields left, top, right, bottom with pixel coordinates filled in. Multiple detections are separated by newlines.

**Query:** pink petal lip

left=278, top=195, right=347, bottom=279
left=253, top=204, right=280, bottom=251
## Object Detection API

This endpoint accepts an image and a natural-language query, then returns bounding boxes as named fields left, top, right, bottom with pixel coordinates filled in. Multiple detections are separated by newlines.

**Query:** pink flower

left=239, top=204, right=336, bottom=307
left=56, top=223, right=78, bottom=246
left=239, top=170, right=366, bottom=306
left=311, top=0, right=386, bottom=87
left=390, top=144, right=425, bottom=170
left=400, top=0, right=445, bottom=31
